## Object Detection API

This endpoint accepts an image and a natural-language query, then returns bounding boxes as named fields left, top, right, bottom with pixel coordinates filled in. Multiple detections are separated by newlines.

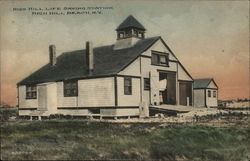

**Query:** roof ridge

left=116, top=15, right=146, bottom=31
left=194, top=78, right=213, bottom=80
left=61, top=37, right=160, bottom=55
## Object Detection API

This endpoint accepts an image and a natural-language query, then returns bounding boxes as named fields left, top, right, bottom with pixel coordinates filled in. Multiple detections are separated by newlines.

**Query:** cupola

left=114, top=15, right=146, bottom=50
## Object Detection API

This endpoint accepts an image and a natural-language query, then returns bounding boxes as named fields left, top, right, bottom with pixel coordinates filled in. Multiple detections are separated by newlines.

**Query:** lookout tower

left=114, top=15, right=146, bottom=49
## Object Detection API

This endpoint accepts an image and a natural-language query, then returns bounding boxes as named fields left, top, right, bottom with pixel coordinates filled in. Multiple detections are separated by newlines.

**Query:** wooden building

left=193, top=78, right=218, bottom=107
left=17, top=15, right=195, bottom=119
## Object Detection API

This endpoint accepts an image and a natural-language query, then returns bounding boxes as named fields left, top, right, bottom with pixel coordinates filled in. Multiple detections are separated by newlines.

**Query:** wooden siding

left=119, top=57, right=141, bottom=76
left=179, top=81, right=192, bottom=106
left=194, top=89, right=205, bottom=107
left=150, top=70, right=160, bottom=105
left=140, top=56, right=178, bottom=106
left=206, top=89, right=218, bottom=107
left=78, top=77, right=115, bottom=107
left=116, top=77, right=141, bottom=106
left=37, top=85, right=47, bottom=108
left=141, top=39, right=178, bottom=61
left=177, top=64, right=192, bottom=81
left=46, top=83, right=58, bottom=114
left=57, top=109, right=88, bottom=116
left=100, top=109, right=117, bottom=116
left=57, top=82, right=77, bottom=107
left=116, top=108, right=139, bottom=116
left=19, top=83, right=57, bottom=116
left=208, top=81, right=218, bottom=89
left=18, top=85, right=38, bottom=108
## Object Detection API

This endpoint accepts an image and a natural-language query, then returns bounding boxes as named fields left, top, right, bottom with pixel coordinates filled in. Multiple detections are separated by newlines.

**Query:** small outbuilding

left=193, top=78, right=218, bottom=107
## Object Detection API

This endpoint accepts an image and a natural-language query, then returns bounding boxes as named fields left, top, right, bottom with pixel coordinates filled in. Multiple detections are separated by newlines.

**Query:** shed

left=193, top=78, right=218, bottom=107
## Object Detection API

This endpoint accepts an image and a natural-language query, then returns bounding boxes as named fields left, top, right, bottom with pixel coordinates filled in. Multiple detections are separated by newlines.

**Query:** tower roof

left=116, top=15, right=146, bottom=31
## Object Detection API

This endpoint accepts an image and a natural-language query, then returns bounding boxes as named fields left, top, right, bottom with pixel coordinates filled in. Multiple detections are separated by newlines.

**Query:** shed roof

left=193, top=78, right=218, bottom=89
left=18, top=36, right=160, bottom=85
left=116, top=15, right=146, bottom=31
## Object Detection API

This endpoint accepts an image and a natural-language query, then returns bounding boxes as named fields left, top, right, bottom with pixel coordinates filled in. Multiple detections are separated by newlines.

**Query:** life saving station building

left=17, top=15, right=218, bottom=119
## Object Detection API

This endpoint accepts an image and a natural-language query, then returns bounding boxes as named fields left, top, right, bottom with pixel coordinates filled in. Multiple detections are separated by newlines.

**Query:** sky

left=0, top=0, right=249, bottom=106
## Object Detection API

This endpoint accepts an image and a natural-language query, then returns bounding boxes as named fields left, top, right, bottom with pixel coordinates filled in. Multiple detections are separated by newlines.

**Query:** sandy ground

left=84, top=107, right=250, bottom=128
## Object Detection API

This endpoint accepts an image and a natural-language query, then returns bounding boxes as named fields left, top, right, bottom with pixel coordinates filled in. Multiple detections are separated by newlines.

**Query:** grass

left=1, top=120, right=250, bottom=161
left=0, top=106, right=18, bottom=121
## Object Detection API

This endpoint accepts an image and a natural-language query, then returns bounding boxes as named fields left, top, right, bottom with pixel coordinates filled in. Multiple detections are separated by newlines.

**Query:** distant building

left=193, top=78, right=218, bottom=107
left=17, top=15, right=216, bottom=119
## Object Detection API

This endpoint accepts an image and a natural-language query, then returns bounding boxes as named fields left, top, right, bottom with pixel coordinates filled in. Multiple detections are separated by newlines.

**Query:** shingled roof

left=116, top=15, right=146, bottom=31
left=194, top=78, right=218, bottom=89
left=18, top=36, right=160, bottom=85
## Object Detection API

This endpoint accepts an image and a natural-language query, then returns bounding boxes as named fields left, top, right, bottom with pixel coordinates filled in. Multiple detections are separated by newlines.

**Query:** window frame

left=213, top=90, right=216, bottom=98
left=26, top=85, right=37, bottom=99
left=124, top=77, right=132, bottom=95
left=63, top=80, right=78, bottom=97
left=208, top=90, right=211, bottom=98
left=144, top=78, right=150, bottom=90
left=151, top=51, right=169, bottom=67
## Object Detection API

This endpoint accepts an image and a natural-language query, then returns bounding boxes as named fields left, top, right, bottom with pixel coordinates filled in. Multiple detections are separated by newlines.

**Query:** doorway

left=159, top=72, right=176, bottom=105
left=179, top=81, right=192, bottom=106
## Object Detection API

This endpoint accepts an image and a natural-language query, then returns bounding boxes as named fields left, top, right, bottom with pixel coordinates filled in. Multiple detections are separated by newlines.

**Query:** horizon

left=0, top=0, right=249, bottom=106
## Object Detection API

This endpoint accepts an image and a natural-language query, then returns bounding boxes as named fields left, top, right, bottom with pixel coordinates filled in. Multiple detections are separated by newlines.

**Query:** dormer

left=114, top=15, right=146, bottom=50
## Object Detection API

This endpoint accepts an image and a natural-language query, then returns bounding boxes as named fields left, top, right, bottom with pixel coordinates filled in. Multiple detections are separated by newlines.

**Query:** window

left=119, top=33, right=124, bottom=38
left=124, top=77, right=132, bottom=95
left=151, top=52, right=169, bottom=66
left=64, top=80, right=78, bottom=97
left=26, top=85, right=37, bottom=99
left=208, top=90, right=211, bottom=97
left=213, top=91, right=216, bottom=98
left=144, top=78, right=150, bottom=90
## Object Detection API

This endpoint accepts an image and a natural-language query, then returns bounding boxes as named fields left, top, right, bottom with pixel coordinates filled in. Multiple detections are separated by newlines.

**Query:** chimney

left=86, top=41, right=94, bottom=74
left=49, top=45, right=56, bottom=66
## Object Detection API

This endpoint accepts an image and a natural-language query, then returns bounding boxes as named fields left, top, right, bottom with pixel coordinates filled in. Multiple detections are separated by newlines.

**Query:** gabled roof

left=18, top=36, right=160, bottom=85
left=116, top=15, right=146, bottom=31
left=194, top=78, right=218, bottom=89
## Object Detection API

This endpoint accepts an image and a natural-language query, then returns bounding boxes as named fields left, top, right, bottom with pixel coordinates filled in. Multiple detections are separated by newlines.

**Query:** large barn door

left=179, top=82, right=192, bottom=106
left=150, top=70, right=159, bottom=106
left=167, top=73, right=176, bottom=105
